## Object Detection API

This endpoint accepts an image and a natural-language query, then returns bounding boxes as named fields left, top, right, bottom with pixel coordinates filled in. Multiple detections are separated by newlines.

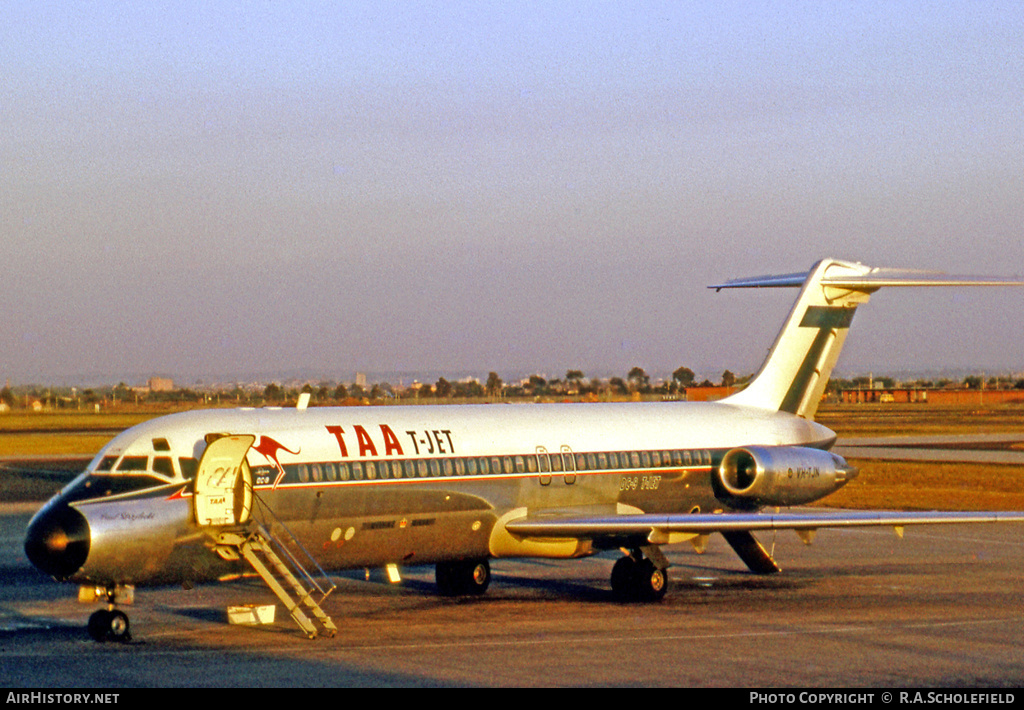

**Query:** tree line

left=0, top=367, right=744, bottom=410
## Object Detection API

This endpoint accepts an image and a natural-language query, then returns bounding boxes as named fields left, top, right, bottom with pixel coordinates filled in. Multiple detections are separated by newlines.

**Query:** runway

left=2, top=504, right=1023, bottom=687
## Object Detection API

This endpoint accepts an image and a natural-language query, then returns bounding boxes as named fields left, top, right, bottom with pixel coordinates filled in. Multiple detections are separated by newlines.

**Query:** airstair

left=195, top=434, right=337, bottom=638
left=215, top=515, right=338, bottom=639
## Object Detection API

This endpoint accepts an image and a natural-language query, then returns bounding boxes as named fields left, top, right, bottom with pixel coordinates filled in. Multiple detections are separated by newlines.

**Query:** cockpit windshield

left=59, top=452, right=186, bottom=504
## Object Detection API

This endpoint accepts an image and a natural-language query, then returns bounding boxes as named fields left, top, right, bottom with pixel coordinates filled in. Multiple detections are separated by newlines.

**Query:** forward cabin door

left=194, top=434, right=256, bottom=527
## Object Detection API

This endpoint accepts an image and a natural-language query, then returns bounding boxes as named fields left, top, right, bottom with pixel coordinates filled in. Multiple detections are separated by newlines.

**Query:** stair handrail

left=249, top=490, right=337, bottom=600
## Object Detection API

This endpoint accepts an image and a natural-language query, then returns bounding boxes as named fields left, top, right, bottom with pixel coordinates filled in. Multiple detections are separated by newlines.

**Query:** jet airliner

left=23, top=258, right=1024, bottom=641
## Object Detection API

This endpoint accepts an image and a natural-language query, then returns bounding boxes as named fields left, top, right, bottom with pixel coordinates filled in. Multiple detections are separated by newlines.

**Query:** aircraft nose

left=24, top=503, right=90, bottom=580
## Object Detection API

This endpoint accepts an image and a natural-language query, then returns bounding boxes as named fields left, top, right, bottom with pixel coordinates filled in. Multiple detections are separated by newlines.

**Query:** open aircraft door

left=194, top=434, right=255, bottom=527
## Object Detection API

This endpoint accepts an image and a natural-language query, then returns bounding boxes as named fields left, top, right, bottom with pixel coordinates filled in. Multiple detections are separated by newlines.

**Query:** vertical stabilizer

left=709, top=258, right=1024, bottom=420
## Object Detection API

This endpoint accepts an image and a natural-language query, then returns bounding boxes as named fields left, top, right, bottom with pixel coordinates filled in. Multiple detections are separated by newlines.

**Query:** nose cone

left=25, top=503, right=90, bottom=580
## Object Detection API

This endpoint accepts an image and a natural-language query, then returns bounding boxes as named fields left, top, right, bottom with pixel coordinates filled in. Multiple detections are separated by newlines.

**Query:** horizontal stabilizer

left=709, top=267, right=1024, bottom=291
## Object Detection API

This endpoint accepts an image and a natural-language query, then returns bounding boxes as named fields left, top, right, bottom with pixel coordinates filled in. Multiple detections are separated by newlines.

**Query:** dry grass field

left=2, top=402, right=1023, bottom=510
left=817, top=402, right=1024, bottom=511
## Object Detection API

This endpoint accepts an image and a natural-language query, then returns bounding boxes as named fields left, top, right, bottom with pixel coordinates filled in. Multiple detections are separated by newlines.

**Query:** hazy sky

left=3, top=2, right=1023, bottom=385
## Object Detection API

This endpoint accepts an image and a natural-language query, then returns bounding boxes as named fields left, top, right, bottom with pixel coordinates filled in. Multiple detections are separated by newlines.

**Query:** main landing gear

left=88, top=608, right=131, bottom=643
left=436, top=559, right=491, bottom=596
left=610, top=549, right=669, bottom=602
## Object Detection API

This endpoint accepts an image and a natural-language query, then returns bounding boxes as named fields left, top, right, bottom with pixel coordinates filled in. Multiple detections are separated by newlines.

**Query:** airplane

left=23, top=257, right=1024, bottom=642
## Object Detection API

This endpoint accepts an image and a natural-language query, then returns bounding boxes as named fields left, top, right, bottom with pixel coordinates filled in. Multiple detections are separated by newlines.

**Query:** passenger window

left=550, top=455, right=563, bottom=472
left=538, top=455, right=550, bottom=473
left=339, top=462, right=351, bottom=481
left=526, top=455, right=538, bottom=473
left=443, top=459, right=454, bottom=476
left=324, top=462, right=337, bottom=481
left=351, top=462, right=364, bottom=480
left=365, top=461, right=377, bottom=480
left=311, top=464, right=323, bottom=482
left=298, top=464, right=310, bottom=483
left=514, top=456, right=525, bottom=474
left=597, top=453, right=608, bottom=469
left=465, top=457, right=477, bottom=475
left=454, top=458, right=465, bottom=476
left=416, top=460, right=428, bottom=478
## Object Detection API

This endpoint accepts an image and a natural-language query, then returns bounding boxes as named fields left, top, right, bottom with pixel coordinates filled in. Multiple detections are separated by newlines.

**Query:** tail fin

left=710, top=258, right=1023, bottom=420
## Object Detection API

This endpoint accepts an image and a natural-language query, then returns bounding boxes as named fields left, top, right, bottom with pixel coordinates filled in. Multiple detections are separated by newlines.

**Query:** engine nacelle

left=715, top=446, right=858, bottom=508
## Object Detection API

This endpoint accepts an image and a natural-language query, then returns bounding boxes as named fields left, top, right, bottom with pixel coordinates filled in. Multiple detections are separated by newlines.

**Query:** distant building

left=684, top=386, right=737, bottom=402
left=148, top=377, right=175, bottom=392
left=837, top=387, right=1024, bottom=406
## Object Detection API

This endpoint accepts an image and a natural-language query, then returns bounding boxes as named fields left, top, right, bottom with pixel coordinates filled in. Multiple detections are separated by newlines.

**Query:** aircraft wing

left=505, top=509, right=1024, bottom=574
left=506, top=509, right=1024, bottom=538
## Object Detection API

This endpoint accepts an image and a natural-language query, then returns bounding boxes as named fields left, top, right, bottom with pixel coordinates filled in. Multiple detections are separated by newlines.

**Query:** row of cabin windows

left=267, top=449, right=714, bottom=485
left=91, top=448, right=714, bottom=486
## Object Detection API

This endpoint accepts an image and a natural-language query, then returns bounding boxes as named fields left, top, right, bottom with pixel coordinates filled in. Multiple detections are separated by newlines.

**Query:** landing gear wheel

left=88, top=609, right=132, bottom=643
left=635, top=558, right=668, bottom=602
left=436, top=559, right=491, bottom=596
left=610, top=556, right=638, bottom=600
left=610, top=555, right=668, bottom=602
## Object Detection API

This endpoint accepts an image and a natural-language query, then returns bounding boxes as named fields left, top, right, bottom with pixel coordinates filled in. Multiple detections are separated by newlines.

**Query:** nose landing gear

left=87, top=608, right=131, bottom=643
left=81, top=584, right=134, bottom=643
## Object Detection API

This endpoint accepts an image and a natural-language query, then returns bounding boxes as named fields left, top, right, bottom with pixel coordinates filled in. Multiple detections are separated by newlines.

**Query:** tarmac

left=2, top=500, right=1023, bottom=687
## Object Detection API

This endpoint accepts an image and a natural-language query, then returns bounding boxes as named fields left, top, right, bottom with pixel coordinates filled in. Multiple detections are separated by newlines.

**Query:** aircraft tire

left=88, top=608, right=132, bottom=643
left=611, top=556, right=668, bottom=602
left=635, top=559, right=668, bottom=602
left=436, top=559, right=490, bottom=596
left=107, top=610, right=132, bottom=643
left=87, top=610, right=111, bottom=642
left=610, top=556, right=638, bottom=600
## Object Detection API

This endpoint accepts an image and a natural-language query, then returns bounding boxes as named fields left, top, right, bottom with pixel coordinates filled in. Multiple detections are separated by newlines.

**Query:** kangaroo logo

left=251, top=435, right=301, bottom=488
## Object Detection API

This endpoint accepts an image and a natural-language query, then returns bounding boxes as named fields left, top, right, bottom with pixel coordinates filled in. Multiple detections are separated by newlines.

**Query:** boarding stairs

left=215, top=501, right=337, bottom=639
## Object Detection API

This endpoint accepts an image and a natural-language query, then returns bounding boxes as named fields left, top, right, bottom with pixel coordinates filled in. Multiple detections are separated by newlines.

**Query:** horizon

left=6, top=364, right=1024, bottom=393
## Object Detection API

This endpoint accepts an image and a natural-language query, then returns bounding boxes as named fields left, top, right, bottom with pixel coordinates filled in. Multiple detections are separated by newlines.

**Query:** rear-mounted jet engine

left=715, top=446, right=858, bottom=508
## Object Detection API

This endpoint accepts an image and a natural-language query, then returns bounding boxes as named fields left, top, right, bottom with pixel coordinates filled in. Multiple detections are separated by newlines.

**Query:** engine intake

left=716, top=446, right=858, bottom=507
